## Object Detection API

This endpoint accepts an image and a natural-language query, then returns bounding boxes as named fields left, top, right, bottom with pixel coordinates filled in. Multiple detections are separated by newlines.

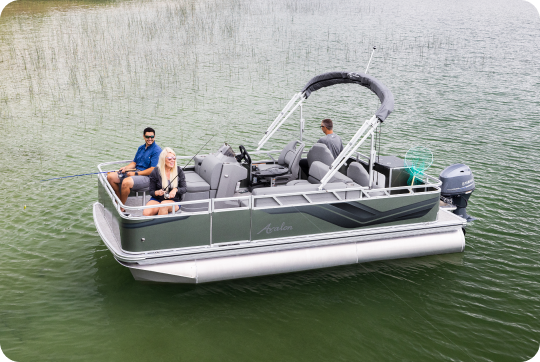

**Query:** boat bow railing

left=97, top=157, right=442, bottom=219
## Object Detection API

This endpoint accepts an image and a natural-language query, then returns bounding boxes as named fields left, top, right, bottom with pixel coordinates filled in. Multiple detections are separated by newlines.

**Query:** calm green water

left=1, top=0, right=539, bottom=360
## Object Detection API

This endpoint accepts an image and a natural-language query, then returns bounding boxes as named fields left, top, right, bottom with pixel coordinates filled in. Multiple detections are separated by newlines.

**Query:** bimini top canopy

left=301, top=71, right=394, bottom=122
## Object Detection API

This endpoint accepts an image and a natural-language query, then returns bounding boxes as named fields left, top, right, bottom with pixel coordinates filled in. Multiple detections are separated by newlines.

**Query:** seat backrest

left=277, top=140, right=305, bottom=180
left=308, top=161, right=353, bottom=184
left=307, top=143, right=334, bottom=168
left=215, top=163, right=248, bottom=198
left=198, top=154, right=223, bottom=190
left=347, top=162, right=370, bottom=187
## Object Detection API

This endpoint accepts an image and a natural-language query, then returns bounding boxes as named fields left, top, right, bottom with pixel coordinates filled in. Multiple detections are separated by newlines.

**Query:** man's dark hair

left=321, top=119, right=333, bottom=130
left=143, top=127, right=155, bottom=135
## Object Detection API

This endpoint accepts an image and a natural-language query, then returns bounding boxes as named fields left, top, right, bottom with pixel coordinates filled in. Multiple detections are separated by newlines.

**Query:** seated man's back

left=317, top=133, right=343, bottom=159
left=299, top=118, right=343, bottom=177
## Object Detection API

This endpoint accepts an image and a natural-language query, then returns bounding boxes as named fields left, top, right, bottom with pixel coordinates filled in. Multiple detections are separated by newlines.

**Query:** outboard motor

left=439, top=164, right=475, bottom=222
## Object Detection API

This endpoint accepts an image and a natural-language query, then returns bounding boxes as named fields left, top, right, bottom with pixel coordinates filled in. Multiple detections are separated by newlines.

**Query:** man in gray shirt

left=317, top=118, right=343, bottom=158
left=299, top=118, right=344, bottom=177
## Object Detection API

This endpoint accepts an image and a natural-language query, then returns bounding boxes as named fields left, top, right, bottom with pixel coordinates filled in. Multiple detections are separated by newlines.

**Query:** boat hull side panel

left=120, top=214, right=211, bottom=252
left=212, top=209, right=251, bottom=244
left=252, top=193, right=439, bottom=241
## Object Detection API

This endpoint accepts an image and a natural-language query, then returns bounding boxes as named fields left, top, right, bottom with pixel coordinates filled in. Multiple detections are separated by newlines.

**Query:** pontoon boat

left=93, top=71, right=475, bottom=283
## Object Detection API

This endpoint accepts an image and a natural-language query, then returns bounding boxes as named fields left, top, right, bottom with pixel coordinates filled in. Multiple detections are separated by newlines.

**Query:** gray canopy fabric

left=301, top=71, right=394, bottom=122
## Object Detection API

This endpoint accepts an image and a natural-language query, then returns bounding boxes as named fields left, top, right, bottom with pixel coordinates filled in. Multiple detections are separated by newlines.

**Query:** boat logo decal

left=257, top=222, right=293, bottom=235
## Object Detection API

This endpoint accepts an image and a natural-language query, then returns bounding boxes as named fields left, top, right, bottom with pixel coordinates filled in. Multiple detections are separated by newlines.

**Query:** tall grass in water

left=0, top=0, right=506, bottom=162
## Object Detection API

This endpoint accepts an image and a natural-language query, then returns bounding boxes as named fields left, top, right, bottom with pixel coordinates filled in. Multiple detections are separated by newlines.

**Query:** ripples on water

left=0, top=0, right=539, bottom=360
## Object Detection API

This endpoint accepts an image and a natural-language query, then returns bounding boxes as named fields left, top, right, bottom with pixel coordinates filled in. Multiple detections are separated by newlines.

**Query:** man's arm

left=120, top=161, right=137, bottom=173
left=135, top=167, right=154, bottom=177
left=126, top=166, right=154, bottom=177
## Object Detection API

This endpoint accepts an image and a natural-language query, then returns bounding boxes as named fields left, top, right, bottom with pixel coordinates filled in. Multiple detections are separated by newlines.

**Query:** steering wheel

left=237, top=145, right=254, bottom=185
left=237, top=145, right=252, bottom=165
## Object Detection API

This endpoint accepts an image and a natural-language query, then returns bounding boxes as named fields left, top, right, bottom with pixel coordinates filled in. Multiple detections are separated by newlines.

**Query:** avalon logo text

left=257, top=222, right=293, bottom=235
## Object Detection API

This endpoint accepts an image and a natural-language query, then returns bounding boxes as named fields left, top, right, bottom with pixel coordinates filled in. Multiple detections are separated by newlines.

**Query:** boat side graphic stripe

left=263, top=197, right=438, bottom=229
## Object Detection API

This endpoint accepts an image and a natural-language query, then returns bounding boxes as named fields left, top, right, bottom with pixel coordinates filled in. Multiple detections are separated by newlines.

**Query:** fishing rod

left=41, top=171, right=108, bottom=182
left=182, top=135, right=215, bottom=170
left=40, top=170, right=135, bottom=182
left=41, top=169, right=137, bottom=182
left=365, top=46, right=376, bottom=74
left=162, top=135, right=216, bottom=195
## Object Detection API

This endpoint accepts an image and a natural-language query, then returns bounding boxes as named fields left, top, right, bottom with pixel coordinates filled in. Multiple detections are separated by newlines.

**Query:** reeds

left=0, top=0, right=504, bottom=157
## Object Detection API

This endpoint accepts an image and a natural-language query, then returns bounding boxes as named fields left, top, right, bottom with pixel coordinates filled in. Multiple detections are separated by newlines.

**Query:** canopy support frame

left=257, top=93, right=305, bottom=151
left=319, top=115, right=381, bottom=190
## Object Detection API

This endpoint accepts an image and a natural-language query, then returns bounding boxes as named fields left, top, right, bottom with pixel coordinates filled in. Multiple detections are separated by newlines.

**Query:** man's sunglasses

left=145, top=135, right=155, bottom=139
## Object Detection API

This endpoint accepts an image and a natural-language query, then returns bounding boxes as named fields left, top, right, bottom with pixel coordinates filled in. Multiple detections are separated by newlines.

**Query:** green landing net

left=404, top=146, right=433, bottom=186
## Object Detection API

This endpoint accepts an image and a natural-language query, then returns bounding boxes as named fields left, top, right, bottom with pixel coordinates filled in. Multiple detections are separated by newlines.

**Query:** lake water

left=0, top=0, right=539, bottom=360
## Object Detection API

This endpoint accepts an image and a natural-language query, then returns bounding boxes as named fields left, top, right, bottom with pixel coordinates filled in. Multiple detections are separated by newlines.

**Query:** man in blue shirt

left=107, top=127, right=162, bottom=211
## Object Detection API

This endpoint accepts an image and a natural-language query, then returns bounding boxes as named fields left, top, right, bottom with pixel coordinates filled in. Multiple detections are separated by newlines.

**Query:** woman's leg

left=158, top=200, right=179, bottom=215
left=143, top=200, right=162, bottom=216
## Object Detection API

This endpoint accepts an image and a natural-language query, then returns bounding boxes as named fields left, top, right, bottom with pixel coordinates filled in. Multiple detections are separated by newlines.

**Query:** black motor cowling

left=439, top=163, right=475, bottom=222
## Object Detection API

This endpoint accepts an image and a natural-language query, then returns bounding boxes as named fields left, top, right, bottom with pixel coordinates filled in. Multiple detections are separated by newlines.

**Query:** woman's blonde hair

left=157, top=147, right=178, bottom=190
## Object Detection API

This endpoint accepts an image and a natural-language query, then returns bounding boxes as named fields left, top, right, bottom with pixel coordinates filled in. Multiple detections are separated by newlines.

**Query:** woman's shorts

left=149, top=197, right=180, bottom=205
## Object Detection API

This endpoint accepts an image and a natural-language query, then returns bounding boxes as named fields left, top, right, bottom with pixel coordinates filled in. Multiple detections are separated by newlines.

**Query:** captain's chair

left=307, top=143, right=334, bottom=168
left=252, top=140, right=305, bottom=186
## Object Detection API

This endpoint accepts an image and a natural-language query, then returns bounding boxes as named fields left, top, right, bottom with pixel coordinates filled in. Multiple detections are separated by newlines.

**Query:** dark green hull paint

left=121, top=214, right=211, bottom=252
left=99, top=181, right=211, bottom=252
left=212, top=209, right=251, bottom=244
left=100, top=181, right=439, bottom=252
left=252, top=193, right=439, bottom=241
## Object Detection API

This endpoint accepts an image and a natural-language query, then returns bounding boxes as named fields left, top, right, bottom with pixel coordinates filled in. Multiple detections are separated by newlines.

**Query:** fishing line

left=41, top=171, right=115, bottom=182
left=40, top=168, right=137, bottom=182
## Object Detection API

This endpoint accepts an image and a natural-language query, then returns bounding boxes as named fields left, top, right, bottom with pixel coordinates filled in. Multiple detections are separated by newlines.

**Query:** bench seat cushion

left=308, top=161, right=353, bottom=184
left=184, top=171, right=211, bottom=192
left=254, top=163, right=289, bottom=177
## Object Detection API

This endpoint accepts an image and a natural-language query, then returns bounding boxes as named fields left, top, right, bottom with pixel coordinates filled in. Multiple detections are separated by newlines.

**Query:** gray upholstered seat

left=307, top=161, right=353, bottom=184
left=184, top=171, right=211, bottom=192
left=255, top=140, right=305, bottom=184
left=306, top=143, right=334, bottom=168
left=183, top=154, right=247, bottom=201
left=347, top=162, right=370, bottom=187
left=347, top=162, right=386, bottom=189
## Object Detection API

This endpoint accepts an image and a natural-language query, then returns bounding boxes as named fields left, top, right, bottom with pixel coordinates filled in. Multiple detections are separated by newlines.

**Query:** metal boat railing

left=97, top=158, right=442, bottom=219
left=98, top=160, right=213, bottom=218
left=251, top=183, right=440, bottom=210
